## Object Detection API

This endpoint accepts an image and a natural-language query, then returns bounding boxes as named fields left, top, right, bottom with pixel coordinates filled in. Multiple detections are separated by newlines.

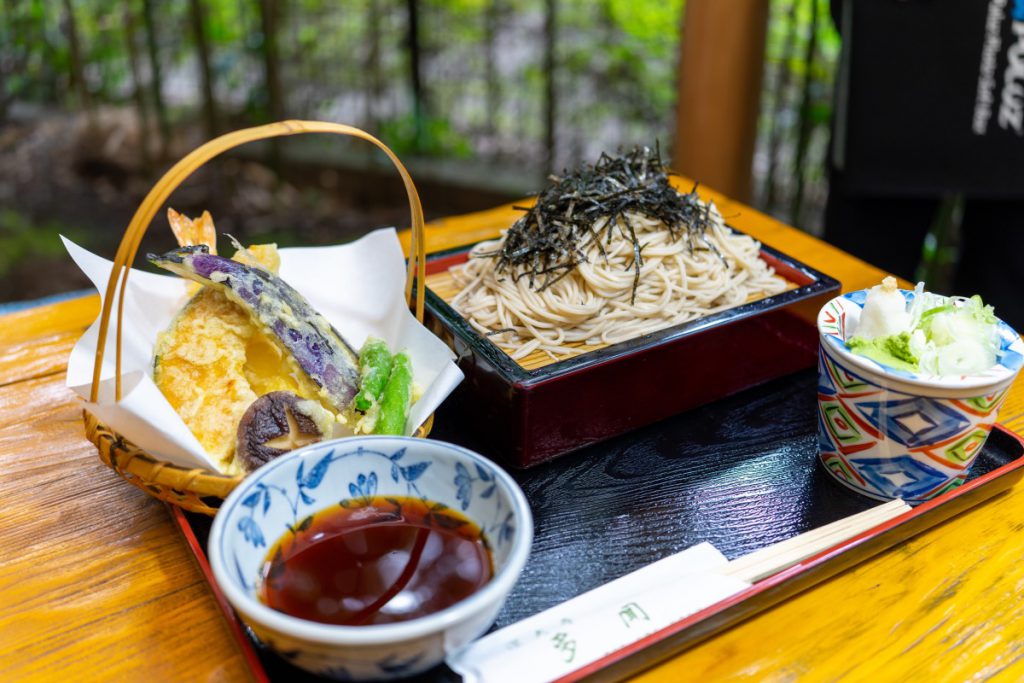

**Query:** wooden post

left=672, top=0, right=769, bottom=202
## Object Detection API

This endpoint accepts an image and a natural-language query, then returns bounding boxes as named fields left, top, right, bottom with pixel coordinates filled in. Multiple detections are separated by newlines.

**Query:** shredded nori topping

left=478, top=145, right=723, bottom=302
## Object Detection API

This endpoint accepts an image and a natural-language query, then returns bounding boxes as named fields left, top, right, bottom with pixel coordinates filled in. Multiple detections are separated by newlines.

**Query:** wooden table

left=5, top=185, right=1024, bottom=681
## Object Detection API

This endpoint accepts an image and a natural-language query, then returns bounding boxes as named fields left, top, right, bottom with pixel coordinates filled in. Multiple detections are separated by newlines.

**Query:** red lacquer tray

left=171, top=371, right=1024, bottom=682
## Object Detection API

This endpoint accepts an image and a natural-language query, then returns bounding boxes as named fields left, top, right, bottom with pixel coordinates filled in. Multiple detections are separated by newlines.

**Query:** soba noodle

left=449, top=204, right=787, bottom=361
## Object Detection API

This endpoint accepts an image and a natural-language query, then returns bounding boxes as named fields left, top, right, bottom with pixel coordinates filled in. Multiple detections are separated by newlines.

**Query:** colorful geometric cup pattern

left=817, top=344, right=1008, bottom=503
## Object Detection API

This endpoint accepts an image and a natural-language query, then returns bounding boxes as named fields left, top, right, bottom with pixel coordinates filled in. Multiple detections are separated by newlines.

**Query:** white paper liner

left=63, top=228, right=463, bottom=473
left=446, top=543, right=750, bottom=683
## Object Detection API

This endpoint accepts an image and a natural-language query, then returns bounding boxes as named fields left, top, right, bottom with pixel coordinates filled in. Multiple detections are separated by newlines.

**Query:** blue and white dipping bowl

left=208, top=436, right=533, bottom=680
left=817, top=289, right=1024, bottom=504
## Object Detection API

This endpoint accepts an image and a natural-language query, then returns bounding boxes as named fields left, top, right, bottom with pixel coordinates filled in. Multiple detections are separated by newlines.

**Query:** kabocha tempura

left=150, top=209, right=416, bottom=475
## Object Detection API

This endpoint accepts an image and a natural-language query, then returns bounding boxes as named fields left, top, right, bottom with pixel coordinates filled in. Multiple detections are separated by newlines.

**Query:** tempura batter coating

left=153, top=245, right=326, bottom=473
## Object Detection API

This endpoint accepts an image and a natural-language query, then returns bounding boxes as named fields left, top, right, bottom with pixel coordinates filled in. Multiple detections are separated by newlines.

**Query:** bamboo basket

left=84, top=121, right=430, bottom=516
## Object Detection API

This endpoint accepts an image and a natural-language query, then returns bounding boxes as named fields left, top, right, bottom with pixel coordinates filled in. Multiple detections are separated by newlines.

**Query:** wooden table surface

left=5, top=184, right=1024, bottom=682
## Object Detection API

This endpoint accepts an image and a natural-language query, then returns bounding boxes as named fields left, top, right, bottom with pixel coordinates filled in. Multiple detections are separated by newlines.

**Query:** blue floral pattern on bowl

left=208, top=436, right=533, bottom=681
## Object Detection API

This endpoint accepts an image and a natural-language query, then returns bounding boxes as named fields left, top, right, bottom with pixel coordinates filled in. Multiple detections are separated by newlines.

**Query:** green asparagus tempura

left=374, top=352, right=413, bottom=435
left=354, top=338, right=392, bottom=412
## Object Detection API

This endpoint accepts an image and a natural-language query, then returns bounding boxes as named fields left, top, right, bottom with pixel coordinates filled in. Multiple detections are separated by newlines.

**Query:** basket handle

left=90, top=120, right=426, bottom=403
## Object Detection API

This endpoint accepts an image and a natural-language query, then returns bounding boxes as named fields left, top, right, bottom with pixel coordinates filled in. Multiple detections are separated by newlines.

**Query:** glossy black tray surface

left=185, top=368, right=1024, bottom=682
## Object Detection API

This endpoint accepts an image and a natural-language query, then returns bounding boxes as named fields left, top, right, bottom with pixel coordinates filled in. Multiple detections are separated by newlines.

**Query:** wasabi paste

left=846, top=279, right=999, bottom=376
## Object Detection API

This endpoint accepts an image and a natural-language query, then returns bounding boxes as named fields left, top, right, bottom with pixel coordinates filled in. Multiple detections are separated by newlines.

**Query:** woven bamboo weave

left=83, top=121, right=430, bottom=516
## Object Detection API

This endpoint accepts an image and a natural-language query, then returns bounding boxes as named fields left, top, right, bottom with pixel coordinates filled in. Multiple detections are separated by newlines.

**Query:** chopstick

left=723, top=499, right=912, bottom=583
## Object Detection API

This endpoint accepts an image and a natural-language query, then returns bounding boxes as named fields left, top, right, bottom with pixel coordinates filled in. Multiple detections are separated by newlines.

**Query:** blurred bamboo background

left=0, top=0, right=839, bottom=302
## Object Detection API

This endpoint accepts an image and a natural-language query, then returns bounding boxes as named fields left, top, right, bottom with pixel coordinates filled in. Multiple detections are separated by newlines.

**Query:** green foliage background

left=0, top=0, right=841, bottom=299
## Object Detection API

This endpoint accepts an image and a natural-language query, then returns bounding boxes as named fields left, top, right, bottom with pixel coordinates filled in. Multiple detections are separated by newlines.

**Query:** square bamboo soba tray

left=174, top=369, right=1024, bottom=683
left=422, top=232, right=841, bottom=468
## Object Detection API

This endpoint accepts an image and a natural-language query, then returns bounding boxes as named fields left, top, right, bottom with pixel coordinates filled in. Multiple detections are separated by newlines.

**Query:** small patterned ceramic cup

left=816, top=289, right=1024, bottom=504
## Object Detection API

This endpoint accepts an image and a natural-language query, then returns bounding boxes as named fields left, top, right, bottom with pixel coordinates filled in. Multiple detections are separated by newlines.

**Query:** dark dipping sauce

left=259, top=496, right=494, bottom=626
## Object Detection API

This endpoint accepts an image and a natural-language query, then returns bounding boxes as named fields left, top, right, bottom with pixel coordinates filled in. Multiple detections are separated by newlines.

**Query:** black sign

left=835, top=0, right=1024, bottom=198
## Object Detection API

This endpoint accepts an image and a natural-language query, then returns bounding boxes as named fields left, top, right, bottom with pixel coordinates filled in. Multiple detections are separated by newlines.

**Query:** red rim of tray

left=171, top=423, right=1024, bottom=683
